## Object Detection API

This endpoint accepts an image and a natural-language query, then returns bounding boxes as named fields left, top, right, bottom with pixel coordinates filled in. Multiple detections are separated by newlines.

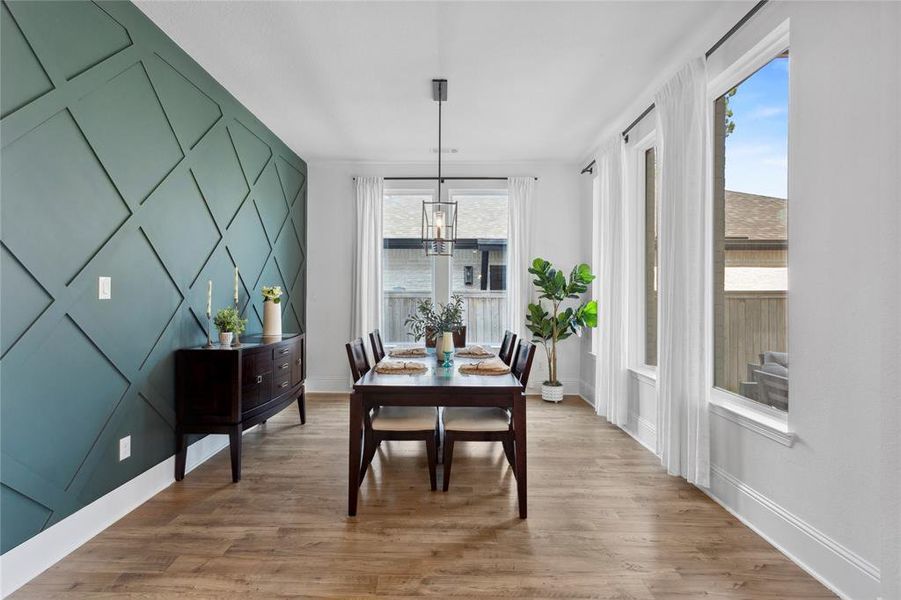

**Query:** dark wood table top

left=353, top=354, right=523, bottom=392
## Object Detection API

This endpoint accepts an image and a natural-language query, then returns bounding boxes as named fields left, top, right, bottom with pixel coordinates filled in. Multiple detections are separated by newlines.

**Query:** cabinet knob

left=279, top=348, right=290, bottom=355
left=279, top=362, right=289, bottom=370
left=256, top=375, right=263, bottom=384
left=279, top=381, right=289, bottom=389
left=296, top=358, right=302, bottom=365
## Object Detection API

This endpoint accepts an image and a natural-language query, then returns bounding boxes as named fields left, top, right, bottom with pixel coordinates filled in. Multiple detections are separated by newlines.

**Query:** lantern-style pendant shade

left=422, top=200, right=457, bottom=256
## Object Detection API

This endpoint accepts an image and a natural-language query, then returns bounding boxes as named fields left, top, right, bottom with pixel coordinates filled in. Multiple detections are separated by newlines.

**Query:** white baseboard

left=579, top=378, right=596, bottom=407
left=0, top=432, right=239, bottom=597
left=705, top=464, right=880, bottom=600
left=623, top=412, right=657, bottom=455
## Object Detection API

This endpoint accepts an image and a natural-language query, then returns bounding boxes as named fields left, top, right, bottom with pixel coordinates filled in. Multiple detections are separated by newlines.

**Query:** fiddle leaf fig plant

left=526, top=258, right=598, bottom=387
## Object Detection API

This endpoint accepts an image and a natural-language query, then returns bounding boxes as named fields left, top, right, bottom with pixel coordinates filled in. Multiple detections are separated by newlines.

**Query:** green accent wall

left=0, top=0, right=307, bottom=553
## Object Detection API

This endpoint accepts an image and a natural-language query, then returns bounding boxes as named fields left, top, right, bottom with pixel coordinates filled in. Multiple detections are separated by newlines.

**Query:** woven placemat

left=456, top=345, right=494, bottom=358
left=388, top=347, right=428, bottom=358
left=375, top=360, right=428, bottom=375
left=458, top=358, right=511, bottom=376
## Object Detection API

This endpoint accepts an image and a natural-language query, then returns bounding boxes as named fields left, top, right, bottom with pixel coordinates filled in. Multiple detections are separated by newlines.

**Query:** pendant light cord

left=437, top=84, right=442, bottom=199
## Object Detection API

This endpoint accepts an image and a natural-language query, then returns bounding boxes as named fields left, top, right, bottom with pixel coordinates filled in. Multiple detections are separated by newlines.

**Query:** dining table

left=348, top=351, right=528, bottom=518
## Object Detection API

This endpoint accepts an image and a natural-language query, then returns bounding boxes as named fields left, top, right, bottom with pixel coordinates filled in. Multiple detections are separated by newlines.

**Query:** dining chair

left=510, top=339, right=536, bottom=385
left=345, top=339, right=439, bottom=490
left=441, top=340, right=536, bottom=491
left=498, top=330, right=517, bottom=365
left=369, top=329, right=385, bottom=362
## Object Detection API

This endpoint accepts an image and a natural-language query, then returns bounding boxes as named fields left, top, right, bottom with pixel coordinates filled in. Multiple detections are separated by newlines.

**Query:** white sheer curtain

left=350, top=177, right=384, bottom=344
left=654, top=58, right=710, bottom=487
left=594, top=138, right=629, bottom=424
left=507, top=177, right=536, bottom=341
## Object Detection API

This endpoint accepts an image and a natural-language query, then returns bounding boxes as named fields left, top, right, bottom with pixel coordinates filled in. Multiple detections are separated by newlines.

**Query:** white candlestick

left=234, top=266, right=239, bottom=305
left=207, top=280, right=212, bottom=317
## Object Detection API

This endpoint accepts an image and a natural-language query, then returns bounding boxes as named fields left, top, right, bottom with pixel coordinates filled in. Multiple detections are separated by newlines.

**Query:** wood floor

left=15, top=395, right=834, bottom=599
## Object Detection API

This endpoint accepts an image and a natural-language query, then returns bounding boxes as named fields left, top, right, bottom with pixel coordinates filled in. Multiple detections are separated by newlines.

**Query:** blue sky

left=724, top=56, right=789, bottom=199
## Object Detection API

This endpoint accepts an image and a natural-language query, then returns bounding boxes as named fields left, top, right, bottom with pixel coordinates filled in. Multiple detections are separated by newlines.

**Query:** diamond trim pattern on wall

left=0, top=0, right=306, bottom=554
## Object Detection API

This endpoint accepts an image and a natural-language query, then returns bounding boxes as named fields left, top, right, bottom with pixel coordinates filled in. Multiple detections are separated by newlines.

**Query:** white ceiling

left=135, top=1, right=752, bottom=164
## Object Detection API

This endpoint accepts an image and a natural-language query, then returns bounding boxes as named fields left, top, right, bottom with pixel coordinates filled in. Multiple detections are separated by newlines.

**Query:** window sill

left=629, top=366, right=657, bottom=385
left=709, top=390, right=795, bottom=447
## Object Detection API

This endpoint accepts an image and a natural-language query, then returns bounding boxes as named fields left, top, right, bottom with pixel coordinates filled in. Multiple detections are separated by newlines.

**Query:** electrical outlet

left=98, top=276, right=111, bottom=300
left=119, top=435, right=131, bottom=461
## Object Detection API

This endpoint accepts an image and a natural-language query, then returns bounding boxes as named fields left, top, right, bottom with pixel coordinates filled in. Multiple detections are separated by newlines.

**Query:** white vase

left=541, top=382, right=564, bottom=403
left=219, top=332, right=234, bottom=346
left=263, top=300, right=282, bottom=337
left=434, top=333, right=449, bottom=359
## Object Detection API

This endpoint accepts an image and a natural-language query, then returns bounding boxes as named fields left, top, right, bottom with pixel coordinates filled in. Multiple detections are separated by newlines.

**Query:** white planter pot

left=263, top=300, right=282, bottom=337
left=541, top=382, right=564, bottom=403
left=219, top=332, right=234, bottom=346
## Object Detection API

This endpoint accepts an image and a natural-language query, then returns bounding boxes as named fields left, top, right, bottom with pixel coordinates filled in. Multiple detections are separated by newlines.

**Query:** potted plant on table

left=213, top=306, right=247, bottom=347
left=526, top=258, right=598, bottom=402
left=405, top=294, right=464, bottom=358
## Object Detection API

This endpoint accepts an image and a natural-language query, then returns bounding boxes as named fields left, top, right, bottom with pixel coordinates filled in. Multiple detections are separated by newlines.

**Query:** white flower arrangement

left=261, top=285, right=283, bottom=304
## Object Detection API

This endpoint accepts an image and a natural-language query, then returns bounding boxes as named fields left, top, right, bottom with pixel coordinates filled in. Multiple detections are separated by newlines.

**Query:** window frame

left=705, top=19, right=794, bottom=443
left=626, top=127, right=659, bottom=376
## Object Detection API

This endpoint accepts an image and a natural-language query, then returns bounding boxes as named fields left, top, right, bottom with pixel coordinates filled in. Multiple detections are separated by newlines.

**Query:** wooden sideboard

left=175, top=333, right=306, bottom=482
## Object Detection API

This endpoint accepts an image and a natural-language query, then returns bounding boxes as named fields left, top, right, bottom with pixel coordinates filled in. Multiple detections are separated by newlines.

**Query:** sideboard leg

left=174, top=429, right=187, bottom=481
left=229, top=426, right=242, bottom=483
left=297, top=390, right=307, bottom=424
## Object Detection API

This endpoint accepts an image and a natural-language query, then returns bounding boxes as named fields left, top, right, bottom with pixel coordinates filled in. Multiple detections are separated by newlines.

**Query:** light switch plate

left=119, top=436, right=131, bottom=461
left=99, top=276, right=111, bottom=300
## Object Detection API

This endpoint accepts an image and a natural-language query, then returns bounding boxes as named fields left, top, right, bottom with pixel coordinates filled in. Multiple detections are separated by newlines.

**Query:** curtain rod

left=352, top=176, right=538, bottom=181
left=580, top=0, right=769, bottom=175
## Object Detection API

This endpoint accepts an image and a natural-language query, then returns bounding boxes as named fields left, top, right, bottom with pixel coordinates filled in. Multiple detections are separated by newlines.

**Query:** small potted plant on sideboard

left=526, top=258, right=598, bottom=402
left=213, top=306, right=247, bottom=346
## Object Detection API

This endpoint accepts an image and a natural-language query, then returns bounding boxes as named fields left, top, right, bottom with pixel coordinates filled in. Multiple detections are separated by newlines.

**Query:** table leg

left=348, top=391, right=363, bottom=516
left=512, top=392, right=527, bottom=518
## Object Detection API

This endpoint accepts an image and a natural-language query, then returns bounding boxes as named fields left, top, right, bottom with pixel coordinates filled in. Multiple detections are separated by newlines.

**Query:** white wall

left=307, top=161, right=584, bottom=394
left=578, top=2, right=900, bottom=599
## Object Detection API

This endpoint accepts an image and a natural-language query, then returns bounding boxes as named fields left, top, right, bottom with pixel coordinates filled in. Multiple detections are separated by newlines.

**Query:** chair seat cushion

left=371, top=406, right=437, bottom=431
left=442, top=407, right=510, bottom=432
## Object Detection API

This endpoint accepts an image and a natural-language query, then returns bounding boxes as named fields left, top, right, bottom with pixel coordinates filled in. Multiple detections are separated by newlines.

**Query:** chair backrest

left=424, top=326, right=467, bottom=348
left=369, top=329, right=385, bottom=362
left=756, top=370, right=789, bottom=411
left=511, top=341, right=536, bottom=387
left=498, top=330, right=517, bottom=365
left=345, top=338, right=371, bottom=382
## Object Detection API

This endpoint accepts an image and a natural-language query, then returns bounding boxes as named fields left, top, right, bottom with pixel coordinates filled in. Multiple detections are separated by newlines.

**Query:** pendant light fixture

left=422, top=78, right=457, bottom=256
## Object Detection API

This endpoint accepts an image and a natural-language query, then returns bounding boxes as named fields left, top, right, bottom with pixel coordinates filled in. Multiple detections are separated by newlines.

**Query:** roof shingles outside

left=725, top=190, right=786, bottom=241
left=384, top=193, right=508, bottom=239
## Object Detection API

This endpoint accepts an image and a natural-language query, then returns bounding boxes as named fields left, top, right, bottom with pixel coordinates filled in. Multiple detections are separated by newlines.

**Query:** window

left=382, top=192, right=434, bottom=344
left=451, top=192, right=509, bottom=344
left=713, top=50, right=789, bottom=410
left=644, top=147, right=658, bottom=367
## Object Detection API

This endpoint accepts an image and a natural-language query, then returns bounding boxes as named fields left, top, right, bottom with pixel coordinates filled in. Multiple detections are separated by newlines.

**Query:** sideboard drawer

left=242, top=352, right=273, bottom=387
left=272, top=371, right=292, bottom=398
left=273, top=343, right=293, bottom=360
left=274, top=356, right=292, bottom=375
left=242, top=370, right=273, bottom=411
